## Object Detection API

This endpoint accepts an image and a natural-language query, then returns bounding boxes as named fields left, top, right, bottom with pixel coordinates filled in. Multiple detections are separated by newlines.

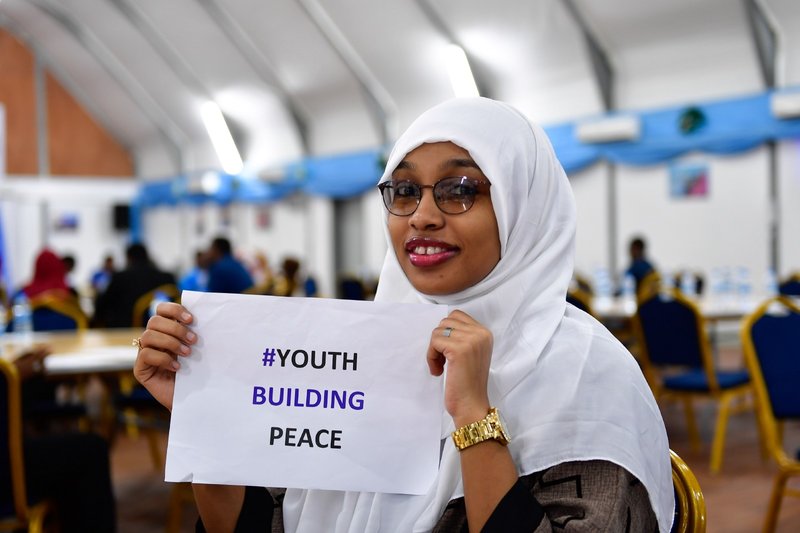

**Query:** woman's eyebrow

left=440, top=158, right=480, bottom=171
left=393, top=157, right=479, bottom=173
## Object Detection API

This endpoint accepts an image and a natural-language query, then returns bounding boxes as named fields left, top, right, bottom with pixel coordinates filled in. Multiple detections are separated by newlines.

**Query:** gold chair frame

left=0, top=360, right=51, bottom=533
left=131, top=284, right=179, bottom=327
left=740, top=296, right=800, bottom=533
left=637, top=270, right=663, bottom=303
left=29, top=290, right=88, bottom=330
left=670, top=449, right=706, bottom=533
left=123, top=284, right=179, bottom=465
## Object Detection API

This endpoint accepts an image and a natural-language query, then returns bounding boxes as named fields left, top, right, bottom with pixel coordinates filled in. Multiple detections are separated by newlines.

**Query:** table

left=2, top=328, right=143, bottom=376
left=592, top=295, right=762, bottom=361
left=592, top=296, right=760, bottom=322
left=2, top=327, right=148, bottom=441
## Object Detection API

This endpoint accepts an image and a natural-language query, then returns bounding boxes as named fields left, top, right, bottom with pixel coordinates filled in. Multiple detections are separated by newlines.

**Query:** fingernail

left=181, top=312, right=192, bottom=322
left=180, top=344, right=190, bottom=355
left=171, top=361, right=181, bottom=371
left=186, top=331, right=196, bottom=342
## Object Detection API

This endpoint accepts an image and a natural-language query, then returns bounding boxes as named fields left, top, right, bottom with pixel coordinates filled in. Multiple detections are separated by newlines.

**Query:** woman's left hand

left=427, top=309, right=493, bottom=426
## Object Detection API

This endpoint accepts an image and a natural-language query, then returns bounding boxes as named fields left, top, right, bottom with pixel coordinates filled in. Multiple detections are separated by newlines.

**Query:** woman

left=21, top=249, right=72, bottom=300
left=135, top=97, right=673, bottom=532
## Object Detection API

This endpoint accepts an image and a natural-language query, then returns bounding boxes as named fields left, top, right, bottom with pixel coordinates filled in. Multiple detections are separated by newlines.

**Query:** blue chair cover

left=32, top=308, right=78, bottom=331
left=778, top=279, right=800, bottom=296
left=339, top=279, right=366, bottom=300
left=664, top=369, right=750, bottom=391
left=637, top=296, right=704, bottom=368
left=750, top=310, right=800, bottom=419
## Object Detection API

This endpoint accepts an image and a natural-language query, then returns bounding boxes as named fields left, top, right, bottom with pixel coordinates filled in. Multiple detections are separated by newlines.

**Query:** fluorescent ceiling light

left=446, top=45, right=479, bottom=98
left=201, top=101, right=244, bottom=174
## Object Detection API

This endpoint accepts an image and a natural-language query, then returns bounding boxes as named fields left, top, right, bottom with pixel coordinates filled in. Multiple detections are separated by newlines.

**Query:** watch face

left=497, top=409, right=511, bottom=442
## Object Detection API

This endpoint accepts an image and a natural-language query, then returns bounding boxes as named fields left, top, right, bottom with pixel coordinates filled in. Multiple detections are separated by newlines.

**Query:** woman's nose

left=409, top=189, right=443, bottom=229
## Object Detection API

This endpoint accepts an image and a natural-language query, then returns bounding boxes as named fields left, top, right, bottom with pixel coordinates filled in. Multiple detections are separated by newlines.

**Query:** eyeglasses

left=378, top=176, right=491, bottom=216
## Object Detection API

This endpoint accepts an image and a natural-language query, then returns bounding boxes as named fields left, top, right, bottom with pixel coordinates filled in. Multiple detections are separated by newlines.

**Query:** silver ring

left=442, top=327, right=453, bottom=338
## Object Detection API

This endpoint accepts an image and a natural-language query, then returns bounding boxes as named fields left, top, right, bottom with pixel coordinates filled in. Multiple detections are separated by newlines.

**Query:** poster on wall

left=669, top=161, right=709, bottom=199
left=53, top=212, right=80, bottom=232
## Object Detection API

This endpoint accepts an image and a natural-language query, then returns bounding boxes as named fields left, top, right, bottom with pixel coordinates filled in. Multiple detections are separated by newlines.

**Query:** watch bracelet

left=451, top=408, right=500, bottom=450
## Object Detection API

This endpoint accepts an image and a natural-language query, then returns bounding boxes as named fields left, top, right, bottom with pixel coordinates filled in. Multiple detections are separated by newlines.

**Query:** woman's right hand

left=133, top=302, right=196, bottom=411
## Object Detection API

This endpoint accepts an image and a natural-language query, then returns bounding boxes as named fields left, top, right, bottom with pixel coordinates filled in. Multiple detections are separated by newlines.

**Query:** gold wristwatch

left=451, top=407, right=511, bottom=451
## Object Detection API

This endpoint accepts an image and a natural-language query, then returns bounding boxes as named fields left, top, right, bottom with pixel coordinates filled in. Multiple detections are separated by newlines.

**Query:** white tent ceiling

left=1, top=0, right=800, bottom=178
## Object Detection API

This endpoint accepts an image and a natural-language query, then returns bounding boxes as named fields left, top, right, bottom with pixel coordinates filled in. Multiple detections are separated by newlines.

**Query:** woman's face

left=387, top=142, right=501, bottom=295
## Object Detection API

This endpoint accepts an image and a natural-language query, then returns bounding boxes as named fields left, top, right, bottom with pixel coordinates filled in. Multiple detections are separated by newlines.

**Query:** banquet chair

left=0, top=359, right=52, bottom=533
left=20, top=292, right=90, bottom=431
left=121, top=283, right=179, bottom=466
left=131, top=283, right=179, bottom=328
left=30, top=291, right=88, bottom=331
left=740, top=296, right=800, bottom=533
left=566, top=287, right=595, bottom=317
left=670, top=449, right=706, bottom=533
left=633, top=288, right=753, bottom=473
left=339, top=276, right=367, bottom=300
left=778, top=272, right=800, bottom=296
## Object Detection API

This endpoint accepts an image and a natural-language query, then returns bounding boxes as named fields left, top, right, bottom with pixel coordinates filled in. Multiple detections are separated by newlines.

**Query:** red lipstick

left=404, top=237, right=459, bottom=267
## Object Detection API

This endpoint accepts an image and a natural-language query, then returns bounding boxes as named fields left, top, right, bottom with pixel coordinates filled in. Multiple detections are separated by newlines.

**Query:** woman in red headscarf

left=22, top=249, right=71, bottom=300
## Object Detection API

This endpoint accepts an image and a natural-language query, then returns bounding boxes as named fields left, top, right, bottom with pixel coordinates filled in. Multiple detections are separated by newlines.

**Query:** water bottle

left=593, top=266, right=612, bottom=309
left=149, top=290, right=170, bottom=319
left=736, top=266, right=752, bottom=310
left=720, top=266, right=734, bottom=304
left=621, top=274, right=636, bottom=313
left=764, top=267, right=778, bottom=299
left=662, top=269, right=675, bottom=291
left=680, top=271, right=696, bottom=298
left=12, top=293, right=33, bottom=344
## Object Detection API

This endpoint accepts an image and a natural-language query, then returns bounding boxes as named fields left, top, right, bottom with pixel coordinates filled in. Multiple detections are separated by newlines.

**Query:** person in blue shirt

left=206, top=237, right=253, bottom=294
left=625, top=236, right=656, bottom=291
left=90, top=254, right=116, bottom=295
left=179, top=250, right=209, bottom=293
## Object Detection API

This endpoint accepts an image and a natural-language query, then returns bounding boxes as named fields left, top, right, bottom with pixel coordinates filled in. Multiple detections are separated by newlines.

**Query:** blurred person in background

left=179, top=250, right=210, bottom=293
left=93, top=243, right=176, bottom=328
left=60, top=254, right=79, bottom=298
left=246, top=250, right=275, bottom=294
left=17, top=249, right=73, bottom=302
left=271, top=257, right=301, bottom=297
left=90, top=254, right=116, bottom=296
left=624, top=236, right=656, bottom=292
left=206, top=237, right=253, bottom=294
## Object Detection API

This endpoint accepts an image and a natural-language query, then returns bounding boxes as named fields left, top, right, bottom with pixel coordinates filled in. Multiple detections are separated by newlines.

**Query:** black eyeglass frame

left=377, top=176, right=492, bottom=216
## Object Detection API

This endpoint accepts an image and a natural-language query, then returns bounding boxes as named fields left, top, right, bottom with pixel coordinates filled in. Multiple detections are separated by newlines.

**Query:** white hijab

left=284, top=98, right=674, bottom=532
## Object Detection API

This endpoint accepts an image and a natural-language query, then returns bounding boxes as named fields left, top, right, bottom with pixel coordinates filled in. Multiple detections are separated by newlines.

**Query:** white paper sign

left=165, top=291, right=447, bottom=495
